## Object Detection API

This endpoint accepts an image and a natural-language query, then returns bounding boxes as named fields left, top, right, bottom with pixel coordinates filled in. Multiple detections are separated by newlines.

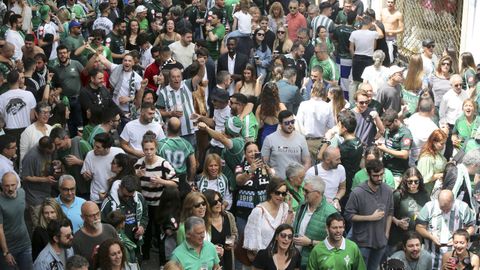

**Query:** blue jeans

left=359, top=246, right=386, bottom=270
left=0, top=247, right=33, bottom=270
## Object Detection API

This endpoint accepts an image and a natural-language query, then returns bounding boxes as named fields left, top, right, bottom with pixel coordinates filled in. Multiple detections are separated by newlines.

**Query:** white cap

left=387, top=65, right=405, bottom=78
left=135, top=5, right=148, bottom=14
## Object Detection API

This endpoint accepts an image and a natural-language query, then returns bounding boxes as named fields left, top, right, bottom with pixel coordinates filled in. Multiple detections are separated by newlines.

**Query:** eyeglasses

left=194, top=201, right=207, bottom=208
left=257, top=33, right=265, bottom=36
left=279, top=232, right=293, bottom=240
left=39, top=110, right=52, bottom=115
left=357, top=100, right=370, bottom=105
left=283, top=119, right=295, bottom=126
left=277, top=31, right=285, bottom=34
left=61, top=187, right=76, bottom=192
left=274, top=191, right=288, bottom=197
left=303, top=189, right=319, bottom=195
left=406, top=180, right=419, bottom=185
left=441, top=62, right=451, bottom=66
left=212, top=198, right=223, bottom=205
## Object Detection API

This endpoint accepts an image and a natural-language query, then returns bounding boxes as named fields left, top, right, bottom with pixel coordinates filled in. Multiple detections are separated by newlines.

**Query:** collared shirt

left=227, top=53, right=236, bottom=75
left=171, top=240, right=220, bottom=270
left=33, top=243, right=74, bottom=270
left=296, top=98, right=335, bottom=138
left=0, top=154, right=20, bottom=187
left=324, top=237, right=346, bottom=251
left=439, top=89, right=468, bottom=125
left=56, top=196, right=86, bottom=233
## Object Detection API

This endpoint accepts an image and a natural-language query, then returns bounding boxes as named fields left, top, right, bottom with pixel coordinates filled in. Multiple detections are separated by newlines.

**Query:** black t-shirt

left=107, top=32, right=125, bottom=64
left=339, top=137, right=364, bottom=192
left=253, top=249, right=301, bottom=270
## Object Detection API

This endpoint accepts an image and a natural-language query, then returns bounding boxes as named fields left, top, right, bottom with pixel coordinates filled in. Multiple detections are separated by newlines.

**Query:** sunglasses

left=194, top=201, right=207, bottom=208
left=277, top=31, right=285, bottom=34
left=212, top=198, right=223, bottom=205
left=407, top=180, right=419, bottom=185
left=257, top=33, right=265, bottom=36
left=274, top=191, right=288, bottom=197
left=358, top=100, right=370, bottom=105
left=303, top=189, right=318, bottom=195
left=283, top=119, right=295, bottom=126
left=441, top=62, right=451, bottom=66
left=427, top=45, right=435, bottom=49
left=279, top=232, right=293, bottom=240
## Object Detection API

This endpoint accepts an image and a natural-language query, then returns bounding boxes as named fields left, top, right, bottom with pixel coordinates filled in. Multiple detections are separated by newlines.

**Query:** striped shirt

left=416, top=199, right=475, bottom=269
left=135, top=156, right=178, bottom=206
left=157, top=79, right=197, bottom=136
left=311, top=15, right=335, bottom=39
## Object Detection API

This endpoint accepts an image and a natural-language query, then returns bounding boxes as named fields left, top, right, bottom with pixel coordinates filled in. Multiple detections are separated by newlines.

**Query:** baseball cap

left=69, top=20, right=81, bottom=29
left=225, top=116, right=243, bottom=136
left=135, top=5, right=148, bottom=14
left=387, top=65, right=405, bottom=77
left=422, top=39, right=435, bottom=47
left=39, top=5, right=51, bottom=21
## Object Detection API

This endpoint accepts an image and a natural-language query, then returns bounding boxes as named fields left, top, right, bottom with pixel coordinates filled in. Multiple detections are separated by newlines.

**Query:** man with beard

left=230, top=93, right=258, bottom=142
left=120, top=102, right=165, bottom=158
left=217, top=38, right=249, bottom=94
left=5, top=14, right=24, bottom=61
left=21, top=34, right=44, bottom=62
left=307, top=213, right=366, bottom=270
left=261, top=110, right=311, bottom=179
left=305, top=146, right=346, bottom=210
left=169, top=29, right=196, bottom=68
left=63, top=21, right=88, bottom=65
left=33, top=219, right=75, bottom=269
left=51, top=45, right=85, bottom=137
left=79, top=68, right=115, bottom=125
left=344, top=159, right=393, bottom=270
left=73, top=201, right=118, bottom=268
left=0, top=172, right=32, bottom=270
left=107, top=19, right=127, bottom=65
left=390, top=232, right=432, bottom=270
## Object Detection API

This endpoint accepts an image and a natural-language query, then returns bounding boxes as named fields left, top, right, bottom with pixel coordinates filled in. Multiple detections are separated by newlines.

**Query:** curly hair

left=94, top=239, right=127, bottom=270
left=258, top=82, right=281, bottom=119
left=396, top=167, right=426, bottom=199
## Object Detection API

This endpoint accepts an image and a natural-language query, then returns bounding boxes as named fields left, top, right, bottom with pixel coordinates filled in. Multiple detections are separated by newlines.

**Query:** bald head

left=322, top=146, right=341, bottom=169
left=167, top=117, right=181, bottom=135
left=81, top=201, right=99, bottom=216
left=2, top=172, right=19, bottom=198
left=438, top=190, right=454, bottom=213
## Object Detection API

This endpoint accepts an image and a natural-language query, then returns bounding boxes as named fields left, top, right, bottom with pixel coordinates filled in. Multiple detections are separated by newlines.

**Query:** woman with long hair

left=452, top=99, right=479, bottom=150
left=312, top=25, right=335, bottom=57
left=352, top=146, right=396, bottom=189
left=252, top=28, right=272, bottom=78
left=249, top=6, right=261, bottom=31
left=108, top=153, right=136, bottom=192
left=255, top=82, right=287, bottom=147
left=361, top=50, right=389, bottom=97
left=327, top=86, right=349, bottom=123
left=204, top=189, right=238, bottom=270
left=403, top=54, right=426, bottom=116
left=155, top=19, right=181, bottom=47
left=459, top=52, right=477, bottom=93
left=268, top=2, right=285, bottom=33
left=94, top=239, right=134, bottom=270
left=417, top=129, right=448, bottom=194
left=235, top=64, right=262, bottom=98
left=197, top=153, right=233, bottom=208
left=252, top=224, right=301, bottom=270
left=244, top=177, right=294, bottom=263
left=443, top=44, right=459, bottom=74
left=32, top=198, right=68, bottom=260
left=387, top=167, right=430, bottom=255
left=126, top=19, right=140, bottom=51
left=272, top=25, right=293, bottom=55
left=177, top=191, right=212, bottom=244
left=429, top=55, right=453, bottom=108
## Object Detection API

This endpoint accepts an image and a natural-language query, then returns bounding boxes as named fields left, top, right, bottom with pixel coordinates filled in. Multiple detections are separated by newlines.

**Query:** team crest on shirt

left=403, top=138, right=411, bottom=146
left=344, top=255, right=351, bottom=266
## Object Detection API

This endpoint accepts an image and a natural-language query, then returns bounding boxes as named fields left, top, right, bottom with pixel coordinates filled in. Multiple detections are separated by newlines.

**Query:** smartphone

left=254, top=152, right=262, bottom=160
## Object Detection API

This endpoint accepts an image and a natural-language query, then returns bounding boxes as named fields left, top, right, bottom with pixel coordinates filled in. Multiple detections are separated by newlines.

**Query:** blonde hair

left=202, top=153, right=223, bottom=179
left=38, top=198, right=68, bottom=229
left=180, top=192, right=211, bottom=230
left=269, top=2, right=285, bottom=19
left=404, top=54, right=425, bottom=91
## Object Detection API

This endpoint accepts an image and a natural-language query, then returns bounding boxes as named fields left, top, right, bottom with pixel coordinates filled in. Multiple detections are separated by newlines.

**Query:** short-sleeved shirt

left=206, top=24, right=226, bottom=60
left=253, top=248, right=301, bottom=270
left=261, top=131, right=309, bottom=179
left=21, top=146, right=53, bottom=205
left=171, top=240, right=220, bottom=270
left=0, top=89, right=36, bottom=129
left=307, top=238, right=366, bottom=270
left=352, top=107, right=377, bottom=147
left=52, top=60, right=84, bottom=97
left=107, top=32, right=125, bottom=64
left=242, top=112, right=259, bottom=141
left=333, top=24, right=355, bottom=59
left=383, top=125, right=413, bottom=176
left=56, top=196, right=86, bottom=233
left=349, top=29, right=379, bottom=57
left=310, top=57, right=340, bottom=82
left=352, top=168, right=395, bottom=190
left=120, top=119, right=165, bottom=152
left=339, top=137, right=364, bottom=192
left=453, top=115, right=480, bottom=148
left=62, top=35, right=87, bottom=64
left=305, top=164, right=346, bottom=201
left=0, top=189, right=31, bottom=253
left=157, top=136, right=195, bottom=175
left=73, top=224, right=118, bottom=267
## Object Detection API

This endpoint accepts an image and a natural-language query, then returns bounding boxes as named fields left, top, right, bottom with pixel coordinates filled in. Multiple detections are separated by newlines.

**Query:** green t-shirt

left=333, top=24, right=354, bottom=59
left=157, top=137, right=195, bottom=175
left=242, top=112, right=259, bottom=141
left=352, top=168, right=395, bottom=190
left=88, top=125, right=106, bottom=146
left=453, top=114, right=480, bottom=149
left=56, top=136, right=92, bottom=194
left=462, top=67, right=477, bottom=90
left=221, top=137, right=245, bottom=190
left=139, top=18, right=149, bottom=32
left=285, top=181, right=304, bottom=212
left=225, top=0, right=240, bottom=24
left=335, top=11, right=348, bottom=25
left=171, top=239, right=220, bottom=270
left=402, top=89, right=420, bottom=117
left=206, top=24, right=226, bottom=60
left=307, top=238, right=366, bottom=270
left=62, top=35, right=87, bottom=65
left=310, top=57, right=340, bottom=82
left=90, top=43, right=112, bottom=62
left=464, top=139, right=480, bottom=153
left=383, top=125, right=413, bottom=176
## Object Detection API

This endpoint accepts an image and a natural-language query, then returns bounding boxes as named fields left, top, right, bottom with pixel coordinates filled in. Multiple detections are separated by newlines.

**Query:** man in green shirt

left=307, top=212, right=366, bottom=270
left=230, top=93, right=259, bottom=142
left=205, top=11, right=226, bottom=61
left=335, top=0, right=353, bottom=25
left=310, top=43, right=340, bottom=85
left=378, top=109, right=412, bottom=182
left=62, top=21, right=88, bottom=65
left=171, top=216, right=220, bottom=270
left=106, top=19, right=127, bottom=65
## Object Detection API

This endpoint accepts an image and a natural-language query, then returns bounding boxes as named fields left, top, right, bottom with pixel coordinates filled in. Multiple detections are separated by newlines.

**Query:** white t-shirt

left=38, top=22, right=59, bottom=60
left=81, top=147, right=125, bottom=202
left=5, top=30, right=24, bottom=60
left=405, top=113, right=438, bottom=165
left=169, top=41, right=196, bottom=68
left=92, top=16, right=113, bottom=35
left=361, top=65, right=389, bottom=98
left=0, top=89, right=36, bottom=129
left=110, top=64, right=142, bottom=112
left=349, top=29, right=380, bottom=57
left=120, top=119, right=166, bottom=151
left=296, top=98, right=334, bottom=137
left=305, top=163, right=346, bottom=201
left=422, top=53, right=438, bottom=79
left=234, top=11, right=252, bottom=34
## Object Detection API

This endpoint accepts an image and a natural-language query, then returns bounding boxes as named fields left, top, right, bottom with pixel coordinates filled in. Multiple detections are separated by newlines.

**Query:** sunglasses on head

left=283, top=119, right=295, bottom=126
left=279, top=232, right=293, bottom=240
left=194, top=201, right=207, bottom=208
left=274, top=191, right=288, bottom=197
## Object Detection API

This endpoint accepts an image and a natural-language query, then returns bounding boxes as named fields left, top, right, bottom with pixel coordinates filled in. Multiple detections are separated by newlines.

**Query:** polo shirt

left=56, top=196, right=86, bottom=233
left=52, top=60, right=84, bottom=97
left=307, top=237, right=366, bottom=270
left=286, top=13, right=307, bottom=41
left=171, top=240, right=220, bottom=270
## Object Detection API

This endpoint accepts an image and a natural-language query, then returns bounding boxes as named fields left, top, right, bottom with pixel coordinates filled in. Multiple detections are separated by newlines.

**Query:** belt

left=306, top=136, right=324, bottom=140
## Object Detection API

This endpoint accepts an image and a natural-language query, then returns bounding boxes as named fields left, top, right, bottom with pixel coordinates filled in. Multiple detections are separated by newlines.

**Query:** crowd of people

left=1, top=0, right=480, bottom=269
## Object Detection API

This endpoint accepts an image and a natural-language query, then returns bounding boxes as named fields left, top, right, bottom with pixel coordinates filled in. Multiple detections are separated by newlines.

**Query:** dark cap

left=212, top=89, right=229, bottom=103
left=422, top=39, right=435, bottom=47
